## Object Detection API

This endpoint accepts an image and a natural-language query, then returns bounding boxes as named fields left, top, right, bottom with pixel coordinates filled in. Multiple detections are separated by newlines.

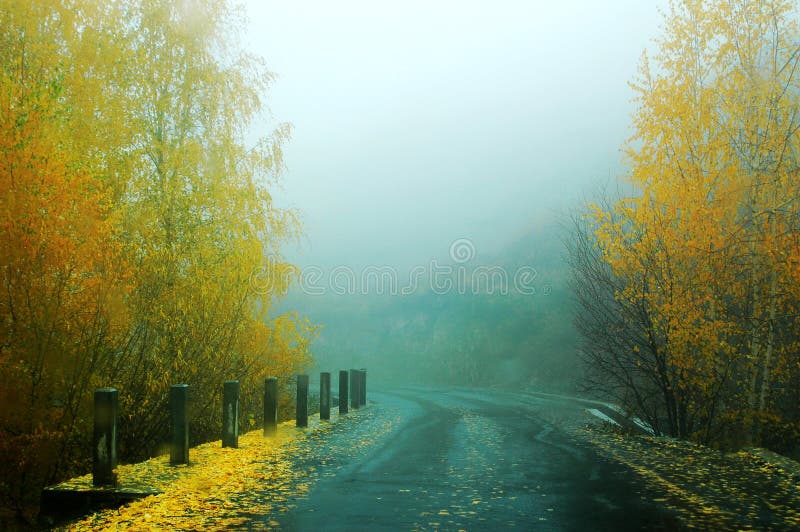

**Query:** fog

left=243, top=0, right=666, bottom=388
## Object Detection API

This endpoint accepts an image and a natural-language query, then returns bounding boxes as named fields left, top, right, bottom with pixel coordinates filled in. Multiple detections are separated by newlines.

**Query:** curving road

left=268, top=387, right=680, bottom=531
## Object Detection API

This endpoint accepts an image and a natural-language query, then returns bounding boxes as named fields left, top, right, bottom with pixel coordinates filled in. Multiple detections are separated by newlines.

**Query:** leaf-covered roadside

left=59, top=420, right=304, bottom=531
left=58, top=404, right=398, bottom=531
left=582, top=427, right=800, bottom=530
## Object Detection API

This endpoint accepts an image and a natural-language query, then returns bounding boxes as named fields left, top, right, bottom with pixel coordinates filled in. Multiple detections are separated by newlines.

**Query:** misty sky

left=243, top=0, right=665, bottom=270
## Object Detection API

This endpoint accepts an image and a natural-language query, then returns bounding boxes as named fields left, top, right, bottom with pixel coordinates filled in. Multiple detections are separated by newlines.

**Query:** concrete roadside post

left=264, top=377, right=278, bottom=436
left=296, top=374, right=309, bottom=427
left=339, top=370, right=349, bottom=415
left=93, top=388, right=118, bottom=487
left=222, top=380, right=239, bottom=448
left=350, top=369, right=359, bottom=410
left=360, top=368, right=367, bottom=406
left=320, top=372, right=331, bottom=420
left=170, top=384, right=189, bottom=464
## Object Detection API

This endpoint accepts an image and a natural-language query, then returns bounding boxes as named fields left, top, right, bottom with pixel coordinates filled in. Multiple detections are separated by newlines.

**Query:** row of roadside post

left=91, top=368, right=367, bottom=487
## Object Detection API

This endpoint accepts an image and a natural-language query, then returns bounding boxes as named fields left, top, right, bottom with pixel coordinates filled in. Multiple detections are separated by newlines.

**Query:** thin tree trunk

left=757, top=269, right=779, bottom=416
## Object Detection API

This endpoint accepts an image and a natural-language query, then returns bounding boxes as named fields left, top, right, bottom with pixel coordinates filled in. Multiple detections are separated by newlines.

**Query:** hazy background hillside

left=278, top=221, right=580, bottom=392
left=245, top=1, right=660, bottom=395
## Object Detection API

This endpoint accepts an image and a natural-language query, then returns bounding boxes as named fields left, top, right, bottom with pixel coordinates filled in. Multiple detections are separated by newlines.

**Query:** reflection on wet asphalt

left=250, top=387, right=680, bottom=531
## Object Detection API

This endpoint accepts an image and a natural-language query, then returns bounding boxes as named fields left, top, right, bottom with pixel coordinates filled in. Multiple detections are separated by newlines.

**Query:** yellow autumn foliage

left=588, top=0, right=800, bottom=445
left=0, top=0, right=316, bottom=525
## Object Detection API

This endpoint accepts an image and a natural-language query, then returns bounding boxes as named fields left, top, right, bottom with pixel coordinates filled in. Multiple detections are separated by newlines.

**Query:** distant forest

left=283, top=223, right=580, bottom=392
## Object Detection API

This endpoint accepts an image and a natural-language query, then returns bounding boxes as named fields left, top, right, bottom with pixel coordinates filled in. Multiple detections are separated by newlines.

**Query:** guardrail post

left=339, top=370, right=349, bottom=414
left=170, top=384, right=189, bottom=464
left=355, top=369, right=362, bottom=407
left=320, top=372, right=331, bottom=420
left=350, top=369, right=360, bottom=410
left=296, top=374, right=309, bottom=427
left=222, top=380, right=239, bottom=448
left=360, top=368, right=367, bottom=406
left=264, top=377, right=278, bottom=436
left=93, top=388, right=118, bottom=487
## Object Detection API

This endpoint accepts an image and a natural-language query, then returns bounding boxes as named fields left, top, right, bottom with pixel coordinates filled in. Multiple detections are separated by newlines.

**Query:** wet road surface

left=259, top=387, right=680, bottom=531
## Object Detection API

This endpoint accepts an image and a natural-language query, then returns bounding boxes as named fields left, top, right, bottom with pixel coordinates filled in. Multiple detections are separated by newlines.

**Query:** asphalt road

left=269, top=387, right=681, bottom=531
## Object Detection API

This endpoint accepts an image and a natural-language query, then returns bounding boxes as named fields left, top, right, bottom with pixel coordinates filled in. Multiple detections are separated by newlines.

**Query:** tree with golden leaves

left=581, top=0, right=800, bottom=446
left=0, top=0, right=316, bottom=524
left=102, top=0, right=310, bottom=459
